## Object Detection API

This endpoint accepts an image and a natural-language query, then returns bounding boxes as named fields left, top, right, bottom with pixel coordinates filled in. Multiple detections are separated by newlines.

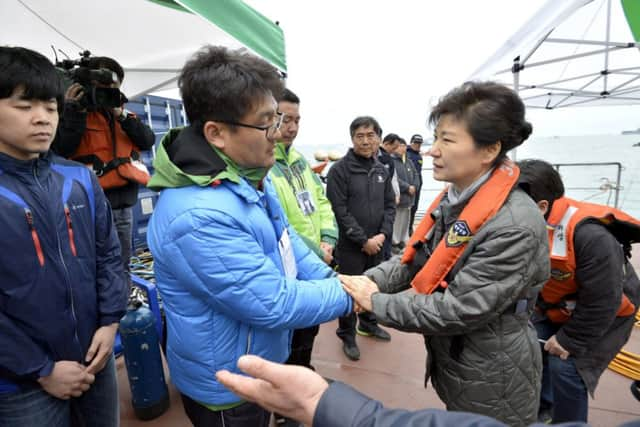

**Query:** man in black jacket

left=53, top=56, right=155, bottom=277
left=407, top=134, right=424, bottom=234
left=518, top=159, right=640, bottom=424
left=326, top=116, right=396, bottom=361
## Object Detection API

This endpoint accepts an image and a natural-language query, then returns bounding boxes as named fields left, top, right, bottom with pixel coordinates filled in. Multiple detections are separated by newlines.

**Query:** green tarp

left=622, top=0, right=640, bottom=42
left=149, top=0, right=287, bottom=71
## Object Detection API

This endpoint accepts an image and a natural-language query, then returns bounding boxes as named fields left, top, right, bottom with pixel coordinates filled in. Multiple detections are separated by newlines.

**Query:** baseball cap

left=410, top=134, right=424, bottom=144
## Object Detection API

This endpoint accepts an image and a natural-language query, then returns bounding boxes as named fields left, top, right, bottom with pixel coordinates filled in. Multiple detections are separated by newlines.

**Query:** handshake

left=338, top=274, right=380, bottom=313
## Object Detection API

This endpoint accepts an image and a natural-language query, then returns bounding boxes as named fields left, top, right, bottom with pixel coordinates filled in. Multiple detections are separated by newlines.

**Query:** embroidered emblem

left=446, top=220, right=473, bottom=247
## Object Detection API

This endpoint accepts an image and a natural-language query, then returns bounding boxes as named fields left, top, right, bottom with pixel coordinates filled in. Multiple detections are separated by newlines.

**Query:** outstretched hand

left=216, top=355, right=328, bottom=426
left=339, top=274, right=380, bottom=312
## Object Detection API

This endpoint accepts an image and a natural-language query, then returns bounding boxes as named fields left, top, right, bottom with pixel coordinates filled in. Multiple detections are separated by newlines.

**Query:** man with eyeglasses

left=326, top=116, right=396, bottom=361
left=146, top=46, right=353, bottom=427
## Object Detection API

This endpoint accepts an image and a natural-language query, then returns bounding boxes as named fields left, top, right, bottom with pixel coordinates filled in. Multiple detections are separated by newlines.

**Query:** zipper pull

left=64, top=204, right=77, bottom=257
left=25, top=208, right=45, bottom=266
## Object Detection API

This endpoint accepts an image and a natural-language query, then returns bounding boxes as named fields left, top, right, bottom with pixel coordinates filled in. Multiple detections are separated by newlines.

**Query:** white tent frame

left=473, top=0, right=640, bottom=110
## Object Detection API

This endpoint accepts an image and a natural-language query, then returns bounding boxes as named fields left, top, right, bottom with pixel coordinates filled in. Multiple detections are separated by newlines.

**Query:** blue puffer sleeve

left=165, top=207, right=352, bottom=330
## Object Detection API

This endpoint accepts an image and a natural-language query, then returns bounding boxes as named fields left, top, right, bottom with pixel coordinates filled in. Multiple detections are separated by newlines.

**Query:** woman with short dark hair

left=343, top=81, right=549, bottom=426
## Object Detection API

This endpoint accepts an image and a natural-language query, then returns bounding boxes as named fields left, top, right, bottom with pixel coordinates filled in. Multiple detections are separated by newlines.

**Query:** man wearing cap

left=407, top=134, right=424, bottom=234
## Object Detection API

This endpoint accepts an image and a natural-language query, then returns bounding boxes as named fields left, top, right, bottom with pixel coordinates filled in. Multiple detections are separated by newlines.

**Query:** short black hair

left=88, top=56, right=124, bottom=83
left=179, top=45, right=284, bottom=126
left=0, top=46, right=63, bottom=109
left=517, top=159, right=565, bottom=205
left=350, top=116, right=382, bottom=138
left=280, top=88, right=299, bottom=104
left=382, top=133, right=401, bottom=144
left=429, top=81, right=532, bottom=164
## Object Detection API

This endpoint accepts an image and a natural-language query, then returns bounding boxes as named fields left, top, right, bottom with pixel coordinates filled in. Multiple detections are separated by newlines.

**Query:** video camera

left=56, top=50, right=126, bottom=110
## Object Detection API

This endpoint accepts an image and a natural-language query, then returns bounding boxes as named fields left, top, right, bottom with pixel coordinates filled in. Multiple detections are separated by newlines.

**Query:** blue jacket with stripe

left=0, top=151, right=127, bottom=391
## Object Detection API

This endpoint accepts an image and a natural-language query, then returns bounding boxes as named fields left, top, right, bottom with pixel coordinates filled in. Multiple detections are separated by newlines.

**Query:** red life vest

left=541, top=197, right=640, bottom=323
left=71, top=111, right=150, bottom=190
left=401, top=161, right=519, bottom=294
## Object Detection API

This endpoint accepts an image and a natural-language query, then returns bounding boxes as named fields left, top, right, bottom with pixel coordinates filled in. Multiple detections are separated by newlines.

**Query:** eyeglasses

left=215, top=112, right=284, bottom=139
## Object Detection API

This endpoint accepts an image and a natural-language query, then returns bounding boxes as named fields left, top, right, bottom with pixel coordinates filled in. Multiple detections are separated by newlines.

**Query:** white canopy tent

left=470, top=0, right=640, bottom=109
left=2, top=0, right=286, bottom=99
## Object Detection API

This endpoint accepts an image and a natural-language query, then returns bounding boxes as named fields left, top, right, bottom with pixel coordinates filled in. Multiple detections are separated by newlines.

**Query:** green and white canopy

left=3, top=0, right=286, bottom=98
left=471, top=0, right=640, bottom=109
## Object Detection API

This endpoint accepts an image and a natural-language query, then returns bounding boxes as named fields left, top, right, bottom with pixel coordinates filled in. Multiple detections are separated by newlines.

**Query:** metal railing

left=414, top=162, right=624, bottom=222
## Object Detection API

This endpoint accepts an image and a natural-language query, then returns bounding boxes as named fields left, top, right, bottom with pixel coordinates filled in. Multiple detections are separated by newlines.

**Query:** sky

left=244, top=0, right=640, bottom=147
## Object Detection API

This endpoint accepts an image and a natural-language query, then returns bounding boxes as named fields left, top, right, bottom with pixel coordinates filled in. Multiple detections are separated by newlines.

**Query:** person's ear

left=203, top=121, right=225, bottom=149
left=482, top=141, right=502, bottom=165
left=537, top=199, right=550, bottom=216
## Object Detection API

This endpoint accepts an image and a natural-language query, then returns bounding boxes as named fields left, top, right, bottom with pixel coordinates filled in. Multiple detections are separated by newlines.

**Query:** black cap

left=410, top=134, right=423, bottom=144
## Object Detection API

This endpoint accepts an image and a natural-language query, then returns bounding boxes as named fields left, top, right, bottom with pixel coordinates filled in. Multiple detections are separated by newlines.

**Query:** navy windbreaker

left=0, top=151, right=127, bottom=390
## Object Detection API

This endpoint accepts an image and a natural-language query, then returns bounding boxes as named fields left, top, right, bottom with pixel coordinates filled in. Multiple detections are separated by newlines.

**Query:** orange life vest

left=71, top=111, right=150, bottom=190
left=401, top=161, right=520, bottom=294
left=541, top=197, right=640, bottom=323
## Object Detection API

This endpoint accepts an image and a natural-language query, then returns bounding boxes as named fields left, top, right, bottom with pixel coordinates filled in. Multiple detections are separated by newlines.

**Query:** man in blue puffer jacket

left=0, top=47, right=127, bottom=427
left=146, top=45, right=353, bottom=427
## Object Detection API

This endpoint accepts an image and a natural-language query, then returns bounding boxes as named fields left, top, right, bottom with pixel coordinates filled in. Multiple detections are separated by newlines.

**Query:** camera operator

left=53, top=56, right=155, bottom=279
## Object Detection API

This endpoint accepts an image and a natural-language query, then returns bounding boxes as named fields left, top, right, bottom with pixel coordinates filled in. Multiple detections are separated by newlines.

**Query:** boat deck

left=120, top=247, right=640, bottom=426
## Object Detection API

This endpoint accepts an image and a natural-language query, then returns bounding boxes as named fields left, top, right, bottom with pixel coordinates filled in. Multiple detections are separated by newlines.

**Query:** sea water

left=297, top=133, right=640, bottom=218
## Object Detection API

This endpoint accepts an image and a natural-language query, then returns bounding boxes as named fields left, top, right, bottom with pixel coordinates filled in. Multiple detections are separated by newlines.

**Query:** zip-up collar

left=343, top=148, right=377, bottom=174
left=0, top=151, right=52, bottom=181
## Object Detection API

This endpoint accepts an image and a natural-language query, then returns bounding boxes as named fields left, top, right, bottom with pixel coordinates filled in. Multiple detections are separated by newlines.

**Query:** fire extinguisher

left=119, top=299, right=170, bottom=420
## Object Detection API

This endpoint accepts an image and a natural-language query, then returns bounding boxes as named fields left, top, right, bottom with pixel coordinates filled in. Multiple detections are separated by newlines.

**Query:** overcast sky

left=244, top=0, right=640, bottom=147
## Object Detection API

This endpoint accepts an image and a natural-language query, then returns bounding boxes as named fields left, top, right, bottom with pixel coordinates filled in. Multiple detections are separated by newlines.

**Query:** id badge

left=278, top=228, right=298, bottom=278
left=295, top=190, right=316, bottom=216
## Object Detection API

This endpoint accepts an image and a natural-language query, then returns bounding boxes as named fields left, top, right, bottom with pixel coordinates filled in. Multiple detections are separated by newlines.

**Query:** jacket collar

left=0, top=151, right=52, bottom=180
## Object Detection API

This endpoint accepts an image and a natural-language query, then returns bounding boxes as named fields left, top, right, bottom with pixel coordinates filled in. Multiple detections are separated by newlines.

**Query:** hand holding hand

left=38, top=361, right=95, bottom=399
left=339, top=274, right=379, bottom=312
left=544, top=335, right=571, bottom=360
left=216, top=355, right=328, bottom=426
left=85, top=323, right=118, bottom=374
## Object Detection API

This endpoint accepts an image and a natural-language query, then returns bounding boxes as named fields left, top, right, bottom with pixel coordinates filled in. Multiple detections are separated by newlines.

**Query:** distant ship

left=621, top=128, right=640, bottom=135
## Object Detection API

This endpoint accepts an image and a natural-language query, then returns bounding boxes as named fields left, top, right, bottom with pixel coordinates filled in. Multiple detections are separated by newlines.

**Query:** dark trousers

left=0, top=355, right=118, bottom=427
left=113, top=207, right=133, bottom=282
left=535, top=318, right=589, bottom=423
left=335, top=246, right=383, bottom=339
left=409, top=188, right=421, bottom=236
left=285, top=325, right=320, bottom=369
left=180, top=394, right=270, bottom=427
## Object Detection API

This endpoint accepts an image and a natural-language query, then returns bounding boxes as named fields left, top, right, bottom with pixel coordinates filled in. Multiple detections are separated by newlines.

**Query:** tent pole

left=512, top=57, right=521, bottom=161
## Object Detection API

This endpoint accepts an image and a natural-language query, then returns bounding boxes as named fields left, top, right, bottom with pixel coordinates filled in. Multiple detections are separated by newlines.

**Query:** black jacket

left=53, top=104, right=156, bottom=209
left=391, top=154, right=420, bottom=208
left=556, top=221, right=640, bottom=394
left=326, top=149, right=395, bottom=251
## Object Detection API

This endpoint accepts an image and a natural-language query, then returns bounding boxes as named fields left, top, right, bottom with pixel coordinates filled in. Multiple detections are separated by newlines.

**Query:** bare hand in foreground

left=216, top=355, right=328, bottom=426
left=340, top=274, right=380, bottom=312
left=85, top=323, right=118, bottom=374
left=38, top=361, right=95, bottom=399
left=544, top=335, right=571, bottom=360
